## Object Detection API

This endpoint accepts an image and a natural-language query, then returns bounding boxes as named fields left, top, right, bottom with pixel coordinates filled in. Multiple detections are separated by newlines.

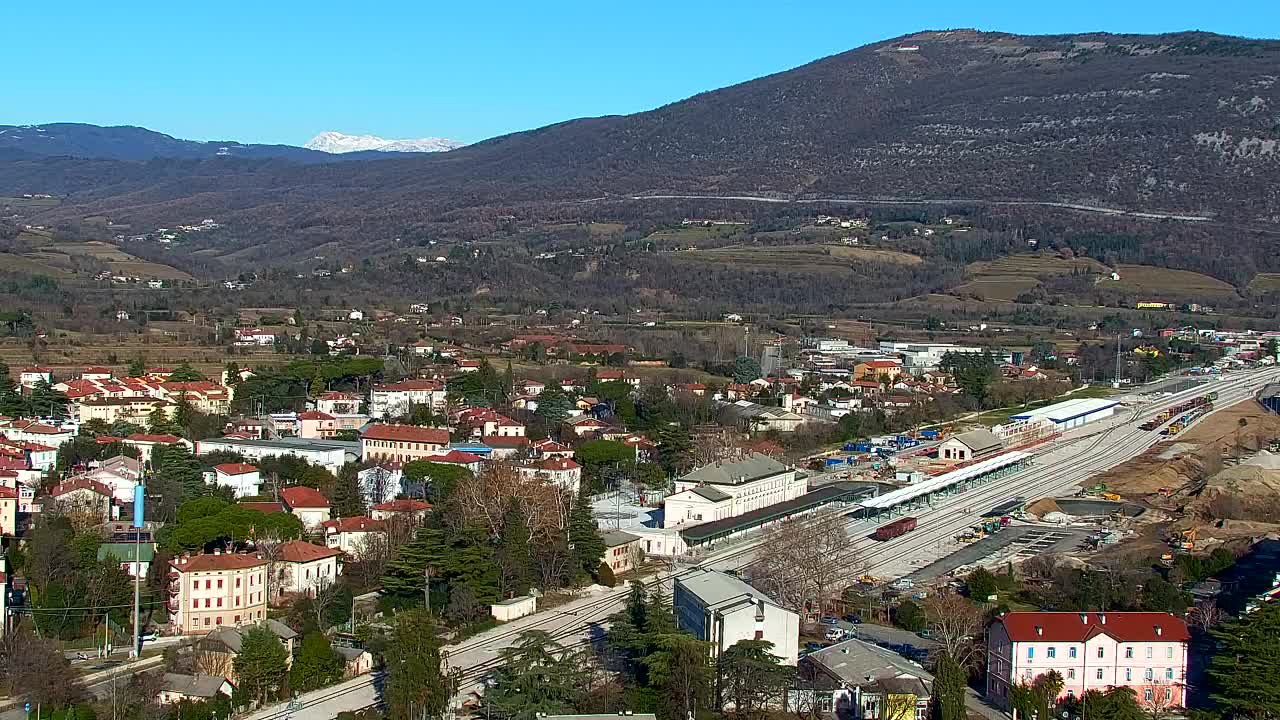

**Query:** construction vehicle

left=1177, top=528, right=1197, bottom=551
left=858, top=574, right=880, bottom=585
left=1101, top=492, right=1121, bottom=501
left=1160, top=553, right=1175, bottom=567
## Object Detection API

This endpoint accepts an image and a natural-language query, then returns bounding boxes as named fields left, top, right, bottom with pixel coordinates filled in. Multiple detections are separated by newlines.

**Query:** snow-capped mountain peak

left=303, top=131, right=464, bottom=154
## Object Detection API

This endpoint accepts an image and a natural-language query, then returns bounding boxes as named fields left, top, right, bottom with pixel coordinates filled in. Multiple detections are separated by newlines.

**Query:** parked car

left=805, top=642, right=823, bottom=653
left=824, top=627, right=845, bottom=641
left=917, top=629, right=933, bottom=639
left=843, top=614, right=863, bottom=625
left=820, top=616, right=840, bottom=625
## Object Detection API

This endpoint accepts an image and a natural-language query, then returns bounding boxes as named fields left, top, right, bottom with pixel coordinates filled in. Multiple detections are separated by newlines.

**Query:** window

left=1144, top=690, right=1153, bottom=702
left=1027, top=647, right=1035, bottom=660
left=204, top=618, right=211, bottom=626
left=1145, top=668, right=1154, bottom=682
left=1023, top=669, right=1033, bottom=680
left=205, top=579, right=212, bottom=589
left=1067, top=669, right=1075, bottom=679
left=192, top=600, right=198, bottom=609
left=1165, top=668, right=1175, bottom=680
left=234, top=615, right=240, bottom=623
left=192, top=581, right=198, bottom=591
left=216, top=616, right=223, bottom=625
left=1164, top=689, right=1173, bottom=701
left=1069, top=647, right=1078, bottom=659
left=1125, top=669, right=1132, bottom=682
left=1146, top=647, right=1153, bottom=659
left=1096, top=669, right=1104, bottom=680
left=204, top=598, right=210, bottom=608
left=1066, top=690, right=1074, bottom=699
left=236, top=578, right=241, bottom=588
left=1125, top=647, right=1134, bottom=659
left=1097, top=647, right=1105, bottom=659
left=1047, top=647, right=1056, bottom=659
left=1167, top=647, right=1174, bottom=659
left=217, top=579, right=223, bottom=589
left=217, top=598, right=223, bottom=607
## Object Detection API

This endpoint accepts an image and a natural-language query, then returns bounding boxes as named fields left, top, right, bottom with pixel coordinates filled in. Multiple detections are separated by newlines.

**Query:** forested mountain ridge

left=3, top=29, right=1279, bottom=248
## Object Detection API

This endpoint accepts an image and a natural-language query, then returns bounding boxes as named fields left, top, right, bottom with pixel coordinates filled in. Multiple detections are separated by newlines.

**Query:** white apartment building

left=212, top=463, right=261, bottom=498
left=986, top=612, right=1190, bottom=709
left=674, top=568, right=800, bottom=665
left=273, top=540, right=342, bottom=600
left=168, top=552, right=269, bottom=635
left=664, top=453, right=805, bottom=528
left=370, top=380, right=448, bottom=419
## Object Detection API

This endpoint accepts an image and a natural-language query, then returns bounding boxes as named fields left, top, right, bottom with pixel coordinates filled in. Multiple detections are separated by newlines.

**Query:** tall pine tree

left=567, top=491, right=605, bottom=581
left=496, top=500, right=533, bottom=595
left=328, top=464, right=367, bottom=518
left=382, top=527, right=447, bottom=599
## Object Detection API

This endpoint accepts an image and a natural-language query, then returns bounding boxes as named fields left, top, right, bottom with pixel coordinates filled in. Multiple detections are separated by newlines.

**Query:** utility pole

left=424, top=566, right=431, bottom=613
left=129, top=475, right=145, bottom=659
left=1113, top=332, right=1123, bottom=389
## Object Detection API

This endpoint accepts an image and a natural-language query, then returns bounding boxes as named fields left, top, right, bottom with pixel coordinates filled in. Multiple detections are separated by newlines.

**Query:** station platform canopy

left=858, top=450, right=1030, bottom=511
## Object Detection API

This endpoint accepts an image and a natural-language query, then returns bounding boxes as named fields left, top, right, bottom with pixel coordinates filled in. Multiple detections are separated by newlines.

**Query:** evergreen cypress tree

left=328, top=464, right=367, bottom=518
left=567, top=491, right=605, bottom=580
left=382, top=527, right=447, bottom=599
left=496, top=500, right=533, bottom=594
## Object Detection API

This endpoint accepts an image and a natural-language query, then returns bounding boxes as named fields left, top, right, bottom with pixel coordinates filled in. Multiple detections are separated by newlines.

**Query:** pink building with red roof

left=986, top=611, right=1189, bottom=709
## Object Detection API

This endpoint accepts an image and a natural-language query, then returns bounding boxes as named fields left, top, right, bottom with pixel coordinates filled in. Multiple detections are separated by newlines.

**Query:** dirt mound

left=1027, top=498, right=1063, bottom=516
left=1188, top=464, right=1280, bottom=522
left=1096, top=400, right=1280, bottom=498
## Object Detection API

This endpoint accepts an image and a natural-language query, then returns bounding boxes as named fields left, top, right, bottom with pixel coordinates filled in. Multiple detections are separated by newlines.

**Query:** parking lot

left=905, top=525, right=1092, bottom=582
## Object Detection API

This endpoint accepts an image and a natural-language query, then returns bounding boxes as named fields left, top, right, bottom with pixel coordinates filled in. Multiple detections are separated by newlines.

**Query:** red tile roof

left=994, top=612, right=1190, bottom=643
left=50, top=477, right=113, bottom=497
left=127, top=433, right=183, bottom=444
left=280, top=485, right=330, bottom=509
left=526, top=457, right=580, bottom=472
left=373, top=380, right=444, bottom=392
left=277, top=540, right=342, bottom=563
left=429, top=450, right=484, bottom=465
left=214, top=463, right=258, bottom=476
left=863, top=359, right=902, bottom=368
left=172, top=552, right=267, bottom=572
left=371, top=498, right=431, bottom=513
left=362, top=424, right=449, bottom=445
left=297, top=411, right=335, bottom=421
left=0, top=486, right=17, bottom=499
left=321, top=516, right=385, bottom=533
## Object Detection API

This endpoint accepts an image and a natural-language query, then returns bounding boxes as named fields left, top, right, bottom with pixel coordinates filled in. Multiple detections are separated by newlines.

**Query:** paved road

left=254, top=368, right=1277, bottom=720
left=622, top=194, right=1214, bottom=222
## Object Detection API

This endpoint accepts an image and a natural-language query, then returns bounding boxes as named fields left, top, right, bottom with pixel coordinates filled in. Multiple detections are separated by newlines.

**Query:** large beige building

left=168, top=552, right=269, bottom=635
left=359, top=424, right=450, bottom=463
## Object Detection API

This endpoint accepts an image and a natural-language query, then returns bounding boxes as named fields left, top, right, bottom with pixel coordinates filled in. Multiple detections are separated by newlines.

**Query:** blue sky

left=8, top=0, right=1279, bottom=146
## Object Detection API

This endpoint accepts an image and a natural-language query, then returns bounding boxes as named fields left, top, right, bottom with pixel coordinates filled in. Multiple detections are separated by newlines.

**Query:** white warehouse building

left=1009, top=397, right=1119, bottom=430
left=674, top=568, right=800, bottom=665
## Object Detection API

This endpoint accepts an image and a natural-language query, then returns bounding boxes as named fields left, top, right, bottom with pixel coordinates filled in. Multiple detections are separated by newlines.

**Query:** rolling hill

left=2, top=30, right=1279, bottom=251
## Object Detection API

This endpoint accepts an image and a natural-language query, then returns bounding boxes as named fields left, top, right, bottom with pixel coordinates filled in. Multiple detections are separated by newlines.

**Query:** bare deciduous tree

left=752, top=513, right=861, bottom=624
left=458, top=461, right=566, bottom=541
left=922, top=591, right=983, bottom=668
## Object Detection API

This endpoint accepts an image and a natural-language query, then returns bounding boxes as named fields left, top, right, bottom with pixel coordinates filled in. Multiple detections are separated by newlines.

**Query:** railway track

left=249, top=370, right=1276, bottom=720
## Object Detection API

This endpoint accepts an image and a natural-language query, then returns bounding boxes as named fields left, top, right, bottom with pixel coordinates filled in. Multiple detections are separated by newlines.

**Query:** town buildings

left=273, top=540, right=342, bottom=600
left=986, top=612, right=1190, bottom=708
left=674, top=568, right=799, bottom=665
left=370, top=379, right=447, bottom=419
left=360, top=424, right=450, bottom=463
left=168, top=552, right=269, bottom=635
left=664, top=453, right=805, bottom=529
left=280, top=486, right=332, bottom=529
